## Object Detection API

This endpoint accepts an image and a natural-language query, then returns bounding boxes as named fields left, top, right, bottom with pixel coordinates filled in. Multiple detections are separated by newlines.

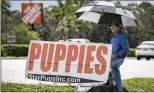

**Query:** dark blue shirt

left=110, top=31, right=129, bottom=58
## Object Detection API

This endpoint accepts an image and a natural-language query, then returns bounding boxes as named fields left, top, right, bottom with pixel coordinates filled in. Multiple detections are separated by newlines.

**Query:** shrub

left=127, top=49, right=135, bottom=57
left=1, top=44, right=29, bottom=57
left=9, top=23, right=40, bottom=44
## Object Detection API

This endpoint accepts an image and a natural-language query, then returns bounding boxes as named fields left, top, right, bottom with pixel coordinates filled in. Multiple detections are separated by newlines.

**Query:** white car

left=66, top=38, right=90, bottom=43
left=135, top=41, right=154, bottom=60
left=58, top=40, right=65, bottom=42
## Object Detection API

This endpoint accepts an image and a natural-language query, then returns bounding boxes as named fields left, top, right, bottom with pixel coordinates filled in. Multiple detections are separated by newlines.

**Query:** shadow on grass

left=87, top=85, right=128, bottom=92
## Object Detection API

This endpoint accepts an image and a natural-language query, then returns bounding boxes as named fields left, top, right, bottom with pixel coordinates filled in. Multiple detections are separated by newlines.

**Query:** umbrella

left=75, top=1, right=138, bottom=27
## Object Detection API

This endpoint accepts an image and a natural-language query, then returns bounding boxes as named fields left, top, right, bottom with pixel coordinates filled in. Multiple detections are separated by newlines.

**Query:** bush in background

left=1, top=44, right=29, bottom=57
left=2, top=23, right=40, bottom=44
left=127, top=49, right=136, bottom=57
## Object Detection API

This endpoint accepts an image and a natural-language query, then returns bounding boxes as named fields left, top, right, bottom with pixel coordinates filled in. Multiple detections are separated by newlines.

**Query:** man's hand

left=111, top=54, right=117, bottom=59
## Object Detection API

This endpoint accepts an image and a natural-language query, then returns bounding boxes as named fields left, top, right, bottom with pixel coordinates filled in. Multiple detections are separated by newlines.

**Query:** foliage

left=89, top=24, right=112, bottom=43
left=1, top=44, right=29, bottom=57
left=9, top=23, right=40, bottom=44
left=127, top=2, right=154, bottom=46
left=33, top=0, right=93, bottom=41
left=127, top=48, right=135, bottom=57
left=1, top=9, right=24, bottom=44
left=1, top=0, right=11, bottom=15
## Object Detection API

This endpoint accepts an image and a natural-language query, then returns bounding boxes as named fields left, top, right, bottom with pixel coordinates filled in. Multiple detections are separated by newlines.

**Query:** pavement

left=121, top=58, right=154, bottom=79
left=1, top=57, right=154, bottom=91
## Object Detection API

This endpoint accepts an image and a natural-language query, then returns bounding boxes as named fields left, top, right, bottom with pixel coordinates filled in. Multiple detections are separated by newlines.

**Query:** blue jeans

left=110, top=58, right=124, bottom=92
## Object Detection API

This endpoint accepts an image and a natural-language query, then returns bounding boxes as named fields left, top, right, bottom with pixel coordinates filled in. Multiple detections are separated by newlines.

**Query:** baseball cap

left=111, top=20, right=121, bottom=27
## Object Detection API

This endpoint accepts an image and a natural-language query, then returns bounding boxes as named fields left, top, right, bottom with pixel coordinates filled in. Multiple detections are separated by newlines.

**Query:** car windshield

left=140, top=43, right=154, bottom=46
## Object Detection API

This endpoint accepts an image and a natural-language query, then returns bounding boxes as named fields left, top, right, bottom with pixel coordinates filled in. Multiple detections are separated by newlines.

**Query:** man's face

left=111, top=25, right=120, bottom=34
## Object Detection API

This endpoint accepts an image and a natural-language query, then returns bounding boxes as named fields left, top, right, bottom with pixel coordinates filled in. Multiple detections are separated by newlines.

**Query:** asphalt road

left=1, top=57, right=154, bottom=86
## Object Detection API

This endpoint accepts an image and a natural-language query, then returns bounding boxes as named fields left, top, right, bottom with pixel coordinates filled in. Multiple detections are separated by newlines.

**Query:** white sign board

left=7, top=36, right=16, bottom=43
left=25, top=40, right=112, bottom=84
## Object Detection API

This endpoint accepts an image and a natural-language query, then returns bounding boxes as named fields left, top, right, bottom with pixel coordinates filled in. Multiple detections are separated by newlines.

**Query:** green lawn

left=1, top=82, right=75, bottom=92
left=1, top=78, right=154, bottom=92
left=123, top=78, right=154, bottom=92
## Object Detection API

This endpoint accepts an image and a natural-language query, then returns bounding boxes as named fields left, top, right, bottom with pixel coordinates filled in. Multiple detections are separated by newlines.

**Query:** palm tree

left=42, top=0, right=85, bottom=40
left=36, top=0, right=92, bottom=41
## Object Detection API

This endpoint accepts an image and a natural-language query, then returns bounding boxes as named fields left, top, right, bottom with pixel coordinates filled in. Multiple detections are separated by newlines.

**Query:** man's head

left=111, top=20, right=121, bottom=34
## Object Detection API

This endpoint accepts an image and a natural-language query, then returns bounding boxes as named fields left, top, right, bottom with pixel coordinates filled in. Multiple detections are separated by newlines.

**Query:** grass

left=1, top=78, right=154, bottom=92
left=1, top=82, right=75, bottom=92
left=123, top=78, right=154, bottom=92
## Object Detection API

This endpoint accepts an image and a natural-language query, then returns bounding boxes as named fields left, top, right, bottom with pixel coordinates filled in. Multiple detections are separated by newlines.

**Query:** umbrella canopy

left=75, top=1, right=138, bottom=27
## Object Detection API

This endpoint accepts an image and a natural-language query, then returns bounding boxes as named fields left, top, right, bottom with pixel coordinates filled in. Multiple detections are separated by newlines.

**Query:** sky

left=10, top=0, right=154, bottom=11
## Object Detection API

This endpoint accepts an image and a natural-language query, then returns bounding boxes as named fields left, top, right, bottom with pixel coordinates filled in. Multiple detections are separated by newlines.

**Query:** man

left=110, top=20, right=129, bottom=92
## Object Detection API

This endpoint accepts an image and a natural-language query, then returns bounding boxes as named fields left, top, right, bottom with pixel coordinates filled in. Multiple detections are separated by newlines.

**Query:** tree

left=9, top=23, right=40, bottom=44
left=1, top=0, right=12, bottom=34
left=35, top=0, right=93, bottom=41
left=139, top=2, right=152, bottom=11
left=1, top=10, right=22, bottom=44
left=126, top=2, right=154, bottom=47
left=11, top=10, right=21, bottom=25
left=1, top=0, right=11, bottom=15
left=89, top=24, right=113, bottom=43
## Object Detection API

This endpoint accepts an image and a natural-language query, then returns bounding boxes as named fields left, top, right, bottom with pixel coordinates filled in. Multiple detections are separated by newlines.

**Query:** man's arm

left=117, top=36, right=129, bottom=57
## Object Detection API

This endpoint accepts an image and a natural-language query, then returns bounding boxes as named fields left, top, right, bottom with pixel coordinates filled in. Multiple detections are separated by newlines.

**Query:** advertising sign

left=22, top=3, right=43, bottom=24
left=7, top=36, right=16, bottom=43
left=25, top=40, right=112, bottom=84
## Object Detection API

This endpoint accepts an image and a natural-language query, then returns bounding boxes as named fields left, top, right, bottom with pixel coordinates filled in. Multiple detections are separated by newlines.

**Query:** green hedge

left=127, top=49, right=136, bottom=57
left=1, top=44, right=29, bottom=57
left=1, top=44, right=136, bottom=57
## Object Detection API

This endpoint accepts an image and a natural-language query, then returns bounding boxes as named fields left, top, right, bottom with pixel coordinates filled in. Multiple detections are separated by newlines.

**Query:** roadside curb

left=1, top=57, right=27, bottom=59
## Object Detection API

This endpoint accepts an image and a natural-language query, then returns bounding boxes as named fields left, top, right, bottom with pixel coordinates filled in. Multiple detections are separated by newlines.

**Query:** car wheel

left=146, top=57, right=150, bottom=60
left=137, top=56, right=141, bottom=60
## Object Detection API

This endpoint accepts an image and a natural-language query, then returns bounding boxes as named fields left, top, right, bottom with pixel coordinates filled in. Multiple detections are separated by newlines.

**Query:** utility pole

left=30, top=0, right=34, bottom=30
